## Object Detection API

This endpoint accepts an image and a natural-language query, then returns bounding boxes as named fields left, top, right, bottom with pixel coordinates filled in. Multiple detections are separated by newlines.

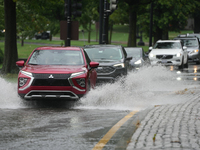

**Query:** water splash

left=0, top=66, right=198, bottom=110
left=0, top=77, right=23, bottom=109
left=77, top=66, right=197, bottom=111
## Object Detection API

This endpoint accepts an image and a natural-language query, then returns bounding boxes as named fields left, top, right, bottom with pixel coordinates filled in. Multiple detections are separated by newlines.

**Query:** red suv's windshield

left=28, top=50, right=84, bottom=65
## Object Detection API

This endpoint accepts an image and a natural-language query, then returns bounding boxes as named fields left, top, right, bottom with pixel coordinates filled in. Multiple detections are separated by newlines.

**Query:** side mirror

left=149, top=47, right=153, bottom=53
left=126, top=57, right=132, bottom=61
left=183, top=46, right=187, bottom=50
left=16, top=60, right=25, bottom=67
left=90, top=61, right=99, bottom=68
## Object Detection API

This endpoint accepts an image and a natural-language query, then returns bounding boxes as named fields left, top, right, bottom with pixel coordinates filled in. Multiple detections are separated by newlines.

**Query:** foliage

left=109, top=2, right=129, bottom=25
left=78, top=0, right=99, bottom=42
left=16, top=0, right=65, bottom=40
left=0, top=1, right=4, bottom=36
left=138, top=0, right=198, bottom=40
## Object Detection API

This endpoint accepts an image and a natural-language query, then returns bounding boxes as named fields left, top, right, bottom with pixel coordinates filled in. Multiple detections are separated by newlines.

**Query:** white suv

left=148, top=40, right=188, bottom=69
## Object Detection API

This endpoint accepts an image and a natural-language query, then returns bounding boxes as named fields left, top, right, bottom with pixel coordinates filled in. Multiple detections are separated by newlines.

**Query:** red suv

left=16, top=46, right=99, bottom=100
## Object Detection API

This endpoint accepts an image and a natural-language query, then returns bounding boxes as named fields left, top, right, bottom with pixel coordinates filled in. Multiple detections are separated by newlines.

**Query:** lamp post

left=149, top=2, right=153, bottom=47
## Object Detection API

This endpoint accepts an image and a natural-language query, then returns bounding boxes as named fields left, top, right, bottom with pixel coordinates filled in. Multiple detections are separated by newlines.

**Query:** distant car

left=174, top=35, right=200, bottom=64
left=35, top=31, right=50, bottom=39
left=148, top=40, right=188, bottom=69
left=125, top=47, right=150, bottom=69
left=186, top=33, right=200, bottom=42
left=83, top=45, right=132, bottom=83
left=16, top=46, right=99, bottom=100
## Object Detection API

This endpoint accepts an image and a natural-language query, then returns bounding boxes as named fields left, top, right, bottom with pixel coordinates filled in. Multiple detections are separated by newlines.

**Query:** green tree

left=123, top=0, right=151, bottom=47
left=79, top=0, right=99, bottom=43
left=109, top=2, right=129, bottom=44
left=2, top=0, right=64, bottom=73
left=139, top=0, right=198, bottom=44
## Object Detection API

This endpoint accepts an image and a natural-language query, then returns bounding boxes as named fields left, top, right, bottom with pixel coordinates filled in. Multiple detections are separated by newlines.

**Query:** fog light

left=19, top=78, right=28, bottom=87
left=76, top=78, right=85, bottom=87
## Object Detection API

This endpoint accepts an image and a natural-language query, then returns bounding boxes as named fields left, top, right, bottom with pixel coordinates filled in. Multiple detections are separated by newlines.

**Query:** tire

left=178, top=59, right=184, bottom=70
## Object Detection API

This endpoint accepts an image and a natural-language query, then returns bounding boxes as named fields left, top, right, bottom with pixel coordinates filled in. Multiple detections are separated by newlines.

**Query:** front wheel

left=178, top=60, right=184, bottom=70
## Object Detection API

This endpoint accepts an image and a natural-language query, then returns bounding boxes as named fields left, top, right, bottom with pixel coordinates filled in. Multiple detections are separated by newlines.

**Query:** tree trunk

left=88, top=21, right=91, bottom=43
left=194, top=14, right=200, bottom=33
left=109, top=23, right=113, bottom=44
left=2, top=0, right=18, bottom=74
left=154, top=27, right=162, bottom=44
left=162, top=30, right=168, bottom=40
left=21, top=34, right=24, bottom=46
left=127, top=7, right=137, bottom=47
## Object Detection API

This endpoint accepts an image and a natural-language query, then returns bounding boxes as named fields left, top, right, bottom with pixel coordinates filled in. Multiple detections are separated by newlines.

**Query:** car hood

left=22, top=65, right=86, bottom=74
left=97, top=60, right=122, bottom=66
left=187, top=46, right=199, bottom=51
left=130, top=57, right=141, bottom=62
left=150, top=49, right=182, bottom=55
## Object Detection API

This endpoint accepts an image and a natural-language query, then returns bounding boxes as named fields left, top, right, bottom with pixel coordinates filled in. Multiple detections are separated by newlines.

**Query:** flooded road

left=0, top=63, right=200, bottom=150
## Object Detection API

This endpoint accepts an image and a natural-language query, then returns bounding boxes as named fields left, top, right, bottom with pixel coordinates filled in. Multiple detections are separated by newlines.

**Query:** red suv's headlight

left=75, top=78, right=86, bottom=87
left=19, top=78, right=28, bottom=87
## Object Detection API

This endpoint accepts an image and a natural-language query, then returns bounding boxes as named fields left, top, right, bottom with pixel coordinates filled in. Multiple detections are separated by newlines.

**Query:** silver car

left=148, top=40, right=188, bottom=69
left=174, top=35, right=200, bottom=64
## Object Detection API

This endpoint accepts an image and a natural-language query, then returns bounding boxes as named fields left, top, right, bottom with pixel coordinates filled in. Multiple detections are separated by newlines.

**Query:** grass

left=0, top=24, right=193, bottom=67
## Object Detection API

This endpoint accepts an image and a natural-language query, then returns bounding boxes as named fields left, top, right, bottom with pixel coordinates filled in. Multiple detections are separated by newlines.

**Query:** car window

left=125, top=48, right=141, bottom=58
left=28, top=50, right=84, bottom=65
left=153, top=42, right=181, bottom=49
left=84, top=47, right=123, bottom=61
left=181, top=39, right=198, bottom=47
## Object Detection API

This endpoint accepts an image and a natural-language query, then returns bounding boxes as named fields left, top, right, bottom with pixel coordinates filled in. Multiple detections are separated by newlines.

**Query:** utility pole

left=99, top=0, right=104, bottom=44
left=66, top=0, right=71, bottom=46
left=63, top=0, right=82, bottom=46
left=64, top=0, right=71, bottom=46
left=149, top=2, right=153, bottom=47
left=99, top=0, right=118, bottom=44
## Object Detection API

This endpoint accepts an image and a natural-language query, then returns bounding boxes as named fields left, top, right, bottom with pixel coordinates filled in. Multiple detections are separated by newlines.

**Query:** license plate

left=161, top=60, right=167, bottom=63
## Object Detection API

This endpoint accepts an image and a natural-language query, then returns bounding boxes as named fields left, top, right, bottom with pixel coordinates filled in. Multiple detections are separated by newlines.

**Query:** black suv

left=174, top=35, right=200, bottom=64
left=84, top=45, right=132, bottom=83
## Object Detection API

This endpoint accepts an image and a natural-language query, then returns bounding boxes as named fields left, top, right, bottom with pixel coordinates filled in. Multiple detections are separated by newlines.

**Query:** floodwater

left=0, top=64, right=199, bottom=150
left=0, top=65, right=197, bottom=110
left=78, top=65, right=199, bottom=111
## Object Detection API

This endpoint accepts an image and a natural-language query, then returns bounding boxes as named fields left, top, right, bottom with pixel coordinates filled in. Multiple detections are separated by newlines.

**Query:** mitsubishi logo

left=49, top=74, right=54, bottom=78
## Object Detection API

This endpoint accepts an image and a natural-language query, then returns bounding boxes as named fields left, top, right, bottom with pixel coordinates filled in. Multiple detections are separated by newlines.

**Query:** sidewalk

left=126, top=89, right=200, bottom=150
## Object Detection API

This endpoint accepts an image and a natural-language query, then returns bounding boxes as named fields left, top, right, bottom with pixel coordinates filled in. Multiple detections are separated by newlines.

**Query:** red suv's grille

left=32, top=73, right=71, bottom=79
left=32, top=73, right=71, bottom=86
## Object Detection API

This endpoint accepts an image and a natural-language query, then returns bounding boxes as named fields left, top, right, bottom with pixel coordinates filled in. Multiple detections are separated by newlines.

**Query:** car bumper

left=18, top=86, right=86, bottom=100
left=149, top=58, right=182, bottom=66
left=188, top=53, right=200, bottom=62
